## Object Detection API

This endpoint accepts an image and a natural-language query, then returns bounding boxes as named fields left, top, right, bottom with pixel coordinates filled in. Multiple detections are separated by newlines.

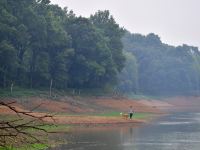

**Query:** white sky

left=50, top=0, right=200, bottom=48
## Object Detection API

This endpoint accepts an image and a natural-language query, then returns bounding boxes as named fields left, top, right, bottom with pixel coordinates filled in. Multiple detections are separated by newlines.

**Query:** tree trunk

left=49, top=79, right=53, bottom=97
left=30, top=50, right=37, bottom=88
left=3, top=71, right=6, bottom=88
left=78, top=89, right=80, bottom=95
left=30, top=75, right=33, bottom=89
left=10, top=82, right=13, bottom=94
left=3, top=73, right=6, bottom=88
left=17, top=46, right=25, bottom=86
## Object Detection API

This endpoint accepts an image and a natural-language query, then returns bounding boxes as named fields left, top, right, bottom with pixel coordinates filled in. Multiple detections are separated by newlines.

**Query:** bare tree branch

left=0, top=101, right=55, bottom=148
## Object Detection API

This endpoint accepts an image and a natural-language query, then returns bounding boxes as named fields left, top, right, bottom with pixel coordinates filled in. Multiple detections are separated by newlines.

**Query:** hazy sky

left=50, top=0, right=200, bottom=48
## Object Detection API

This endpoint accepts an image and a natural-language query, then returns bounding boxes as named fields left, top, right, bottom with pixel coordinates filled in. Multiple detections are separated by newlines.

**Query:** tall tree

left=117, top=52, right=139, bottom=93
left=0, top=41, right=17, bottom=88
left=45, top=5, right=73, bottom=89
left=66, top=17, right=113, bottom=88
left=90, top=10, right=125, bottom=86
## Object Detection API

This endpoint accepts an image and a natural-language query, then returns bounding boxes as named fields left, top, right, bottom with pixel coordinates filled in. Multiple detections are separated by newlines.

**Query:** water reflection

left=50, top=112, right=200, bottom=150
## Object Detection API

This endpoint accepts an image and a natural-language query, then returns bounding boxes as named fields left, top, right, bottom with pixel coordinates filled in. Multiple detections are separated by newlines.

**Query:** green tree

left=0, top=41, right=17, bottom=88
left=90, top=10, right=125, bottom=71
left=66, top=17, right=112, bottom=88
left=45, top=5, right=73, bottom=89
left=122, top=31, right=200, bottom=95
left=117, top=52, right=139, bottom=93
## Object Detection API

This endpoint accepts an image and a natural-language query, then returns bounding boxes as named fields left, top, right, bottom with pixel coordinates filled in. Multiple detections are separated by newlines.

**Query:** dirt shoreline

left=51, top=115, right=151, bottom=125
left=0, top=96, right=168, bottom=126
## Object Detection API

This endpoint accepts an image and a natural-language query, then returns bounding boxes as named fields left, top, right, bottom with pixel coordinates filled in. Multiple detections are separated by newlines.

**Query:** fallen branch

left=0, top=101, right=55, bottom=148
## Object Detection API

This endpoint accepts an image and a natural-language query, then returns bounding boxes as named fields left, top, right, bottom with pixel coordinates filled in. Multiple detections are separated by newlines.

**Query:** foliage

left=117, top=52, right=138, bottom=93
left=121, top=31, right=200, bottom=95
left=90, top=10, right=126, bottom=85
left=0, top=1, right=125, bottom=91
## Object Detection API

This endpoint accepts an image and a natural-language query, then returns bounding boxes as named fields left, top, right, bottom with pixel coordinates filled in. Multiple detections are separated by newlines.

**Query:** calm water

left=51, top=112, right=200, bottom=150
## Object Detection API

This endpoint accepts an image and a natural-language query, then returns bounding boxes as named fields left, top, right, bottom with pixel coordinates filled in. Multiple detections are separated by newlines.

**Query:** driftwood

left=0, top=101, right=54, bottom=147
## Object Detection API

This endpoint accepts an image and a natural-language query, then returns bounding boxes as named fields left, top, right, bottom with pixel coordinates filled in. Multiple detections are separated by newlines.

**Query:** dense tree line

left=1, top=0, right=200, bottom=96
left=120, top=31, right=200, bottom=95
left=0, top=0, right=125, bottom=90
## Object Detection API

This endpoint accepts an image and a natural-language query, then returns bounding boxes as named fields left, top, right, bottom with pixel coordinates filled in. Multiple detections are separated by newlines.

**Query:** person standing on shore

left=129, top=106, right=134, bottom=119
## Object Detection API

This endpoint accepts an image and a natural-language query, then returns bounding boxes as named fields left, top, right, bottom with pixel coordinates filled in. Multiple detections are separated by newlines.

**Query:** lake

left=50, top=112, right=200, bottom=150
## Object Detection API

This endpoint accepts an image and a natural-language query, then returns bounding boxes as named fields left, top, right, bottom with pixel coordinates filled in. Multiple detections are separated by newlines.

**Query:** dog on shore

left=120, top=112, right=129, bottom=119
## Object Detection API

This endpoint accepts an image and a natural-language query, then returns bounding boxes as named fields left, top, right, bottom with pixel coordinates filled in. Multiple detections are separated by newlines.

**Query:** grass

left=0, top=123, right=70, bottom=150
left=0, top=115, right=71, bottom=133
left=0, top=87, right=76, bottom=98
left=0, top=87, right=49, bottom=98
left=53, top=111, right=151, bottom=119
left=91, top=111, right=151, bottom=119
left=0, top=144, right=48, bottom=150
left=0, top=114, right=70, bottom=149
left=0, top=87, right=115, bottom=98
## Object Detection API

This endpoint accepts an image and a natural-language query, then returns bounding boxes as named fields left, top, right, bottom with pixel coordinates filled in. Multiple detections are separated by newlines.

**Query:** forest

left=1, top=0, right=200, bottom=96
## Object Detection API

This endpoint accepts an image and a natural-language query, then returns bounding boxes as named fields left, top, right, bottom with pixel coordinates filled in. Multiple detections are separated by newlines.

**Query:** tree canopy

left=121, top=31, right=200, bottom=95
left=0, top=0, right=200, bottom=96
left=0, top=0, right=125, bottom=90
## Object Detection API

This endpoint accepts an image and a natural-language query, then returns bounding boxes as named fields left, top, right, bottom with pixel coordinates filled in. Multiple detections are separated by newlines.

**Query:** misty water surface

left=50, top=112, right=200, bottom=150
